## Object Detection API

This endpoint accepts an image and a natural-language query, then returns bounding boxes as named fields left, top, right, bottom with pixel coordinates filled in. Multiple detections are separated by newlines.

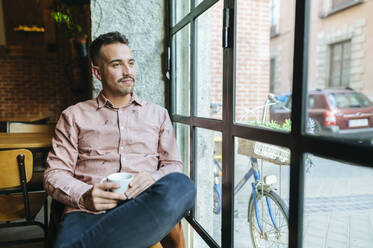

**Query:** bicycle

left=212, top=94, right=294, bottom=247
left=211, top=93, right=320, bottom=247
left=213, top=154, right=289, bottom=247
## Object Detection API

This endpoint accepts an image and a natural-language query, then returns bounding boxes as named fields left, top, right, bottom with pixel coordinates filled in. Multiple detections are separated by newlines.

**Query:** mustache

left=117, top=76, right=135, bottom=83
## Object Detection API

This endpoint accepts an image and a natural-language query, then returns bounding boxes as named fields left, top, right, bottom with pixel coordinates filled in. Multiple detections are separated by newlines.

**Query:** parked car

left=270, top=88, right=373, bottom=140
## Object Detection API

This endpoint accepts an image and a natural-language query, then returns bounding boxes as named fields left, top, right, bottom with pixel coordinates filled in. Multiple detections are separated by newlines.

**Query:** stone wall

left=90, top=0, right=166, bottom=107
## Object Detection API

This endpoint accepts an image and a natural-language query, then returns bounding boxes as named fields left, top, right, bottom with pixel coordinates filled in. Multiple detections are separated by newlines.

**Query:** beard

left=103, top=79, right=135, bottom=98
left=117, top=83, right=134, bottom=96
left=117, top=76, right=135, bottom=95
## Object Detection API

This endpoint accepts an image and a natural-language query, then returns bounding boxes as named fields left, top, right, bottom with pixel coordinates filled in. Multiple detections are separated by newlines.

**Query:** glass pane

left=196, top=1, right=223, bottom=120
left=173, top=25, right=191, bottom=116
left=195, top=128, right=222, bottom=246
left=234, top=137, right=290, bottom=247
left=306, top=1, right=373, bottom=146
left=235, top=0, right=294, bottom=133
left=175, top=123, right=190, bottom=176
left=303, top=155, right=373, bottom=247
left=341, top=41, right=351, bottom=86
left=173, top=0, right=190, bottom=25
left=181, top=219, right=196, bottom=248
left=193, top=228, right=209, bottom=248
left=332, top=0, right=354, bottom=9
left=195, top=0, right=204, bottom=7
left=180, top=219, right=210, bottom=248
left=330, top=43, right=342, bottom=86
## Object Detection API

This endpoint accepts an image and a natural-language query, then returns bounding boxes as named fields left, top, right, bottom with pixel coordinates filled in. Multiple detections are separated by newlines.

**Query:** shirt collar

left=96, top=91, right=144, bottom=109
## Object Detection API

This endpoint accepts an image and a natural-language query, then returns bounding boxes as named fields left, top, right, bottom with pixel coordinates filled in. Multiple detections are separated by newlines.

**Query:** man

left=43, top=31, right=196, bottom=248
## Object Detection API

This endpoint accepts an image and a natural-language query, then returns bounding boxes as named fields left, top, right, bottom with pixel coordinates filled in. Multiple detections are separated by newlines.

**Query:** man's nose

left=122, top=65, right=130, bottom=76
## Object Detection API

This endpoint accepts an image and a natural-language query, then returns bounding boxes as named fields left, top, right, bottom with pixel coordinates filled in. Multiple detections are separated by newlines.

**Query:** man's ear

left=92, top=65, right=102, bottom=81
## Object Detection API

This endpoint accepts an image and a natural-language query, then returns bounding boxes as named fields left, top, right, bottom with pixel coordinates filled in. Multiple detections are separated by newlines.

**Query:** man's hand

left=125, top=172, right=155, bottom=199
left=80, top=182, right=126, bottom=212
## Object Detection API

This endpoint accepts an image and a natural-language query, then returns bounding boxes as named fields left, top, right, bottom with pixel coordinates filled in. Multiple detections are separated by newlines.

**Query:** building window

left=270, top=0, right=279, bottom=37
left=332, top=0, right=355, bottom=9
left=320, top=0, right=365, bottom=18
left=270, top=58, right=276, bottom=93
left=329, top=40, right=351, bottom=87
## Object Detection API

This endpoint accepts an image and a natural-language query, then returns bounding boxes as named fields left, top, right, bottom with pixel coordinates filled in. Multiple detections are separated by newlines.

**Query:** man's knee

left=162, top=173, right=196, bottom=199
left=156, top=173, right=196, bottom=215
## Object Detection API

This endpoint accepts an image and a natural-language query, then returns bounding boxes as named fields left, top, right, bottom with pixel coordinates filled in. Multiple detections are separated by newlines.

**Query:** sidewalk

left=302, top=157, right=373, bottom=248
left=224, top=154, right=373, bottom=247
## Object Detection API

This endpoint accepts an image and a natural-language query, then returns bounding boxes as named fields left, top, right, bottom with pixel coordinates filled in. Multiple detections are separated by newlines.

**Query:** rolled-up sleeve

left=151, top=109, right=183, bottom=181
left=43, top=110, right=92, bottom=208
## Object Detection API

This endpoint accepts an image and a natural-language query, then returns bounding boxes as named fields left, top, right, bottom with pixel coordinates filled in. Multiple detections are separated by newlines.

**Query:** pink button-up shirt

left=43, top=92, right=182, bottom=215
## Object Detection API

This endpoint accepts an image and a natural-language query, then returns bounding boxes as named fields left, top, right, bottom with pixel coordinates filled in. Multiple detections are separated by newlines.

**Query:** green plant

left=51, top=10, right=86, bottom=40
left=248, top=119, right=291, bottom=132
left=50, top=0, right=88, bottom=41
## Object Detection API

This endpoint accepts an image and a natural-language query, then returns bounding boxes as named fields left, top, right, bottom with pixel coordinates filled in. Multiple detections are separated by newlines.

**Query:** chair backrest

left=0, top=148, right=47, bottom=239
left=9, top=123, right=55, bottom=133
left=0, top=149, right=33, bottom=189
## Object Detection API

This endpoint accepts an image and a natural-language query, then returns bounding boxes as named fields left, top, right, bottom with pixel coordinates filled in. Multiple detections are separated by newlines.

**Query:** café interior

left=0, top=0, right=91, bottom=247
left=0, top=0, right=372, bottom=248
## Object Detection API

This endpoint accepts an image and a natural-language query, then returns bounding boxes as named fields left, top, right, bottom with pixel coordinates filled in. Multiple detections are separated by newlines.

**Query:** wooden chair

left=8, top=122, right=55, bottom=191
left=0, top=149, right=48, bottom=246
left=8, top=122, right=55, bottom=134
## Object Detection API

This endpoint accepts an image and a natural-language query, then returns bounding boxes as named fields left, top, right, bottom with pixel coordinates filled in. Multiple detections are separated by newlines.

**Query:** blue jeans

left=54, top=173, right=196, bottom=248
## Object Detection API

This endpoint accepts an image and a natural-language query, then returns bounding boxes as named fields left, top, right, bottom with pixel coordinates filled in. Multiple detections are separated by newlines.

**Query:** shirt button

left=120, top=126, right=124, bottom=130
left=120, top=147, right=124, bottom=150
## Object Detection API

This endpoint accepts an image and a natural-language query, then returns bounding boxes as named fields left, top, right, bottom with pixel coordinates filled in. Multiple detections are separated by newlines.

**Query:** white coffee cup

left=101, top=172, right=134, bottom=194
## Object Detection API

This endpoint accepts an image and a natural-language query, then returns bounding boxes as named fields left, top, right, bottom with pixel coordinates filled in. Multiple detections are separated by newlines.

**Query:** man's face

left=92, top=42, right=136, bottom=98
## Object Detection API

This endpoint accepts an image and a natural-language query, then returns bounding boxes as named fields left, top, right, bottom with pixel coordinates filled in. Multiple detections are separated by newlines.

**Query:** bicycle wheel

left=213, top=184, right=221, bottom=214
left=248, top=190, right=289, bottom=248
left=307, top=118, right=322, bottom=135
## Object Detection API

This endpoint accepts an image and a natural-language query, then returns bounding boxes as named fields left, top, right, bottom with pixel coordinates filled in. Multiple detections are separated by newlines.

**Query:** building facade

left=270, top=0, right=373, bottom=99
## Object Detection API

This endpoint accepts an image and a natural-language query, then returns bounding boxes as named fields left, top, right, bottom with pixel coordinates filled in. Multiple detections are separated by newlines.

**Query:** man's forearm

left=44, top=170, right=93, bottom=208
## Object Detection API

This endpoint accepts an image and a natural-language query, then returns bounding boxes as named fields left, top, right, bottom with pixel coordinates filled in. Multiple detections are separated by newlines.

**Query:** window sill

left=320, top=0, right=364, bottom=18
left=270, top=31, right=280, bottom=39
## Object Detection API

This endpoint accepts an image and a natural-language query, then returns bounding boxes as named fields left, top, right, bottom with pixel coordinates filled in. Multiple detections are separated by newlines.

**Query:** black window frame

left=167, top=0, right=373, bottom=247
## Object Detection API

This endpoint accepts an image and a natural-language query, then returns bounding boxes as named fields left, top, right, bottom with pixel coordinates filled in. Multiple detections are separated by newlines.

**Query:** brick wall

left=236, top=0, right=270, bottom=122
left=0, top=56, right=78, bottom=121
left=209, top=0, right=270, bottom=122
left=0, top=1, right=91, bottom=122
left=210, top=0, right=223, bottom=119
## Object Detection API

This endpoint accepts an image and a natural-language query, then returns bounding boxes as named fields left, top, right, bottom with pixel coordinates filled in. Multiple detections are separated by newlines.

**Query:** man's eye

left=113, top=63, right=120, bottom=67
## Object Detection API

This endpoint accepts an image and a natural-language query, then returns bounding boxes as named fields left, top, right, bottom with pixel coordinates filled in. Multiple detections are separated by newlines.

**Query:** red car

left=270, top=88, right=373, bottom=140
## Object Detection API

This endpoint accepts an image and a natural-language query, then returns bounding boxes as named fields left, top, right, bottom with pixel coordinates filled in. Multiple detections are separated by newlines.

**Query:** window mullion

left=190, top=1, right=197, bottom=219
left=221, top=0, right=235, bottom=247
left=289, top=0, right=310, bottom=247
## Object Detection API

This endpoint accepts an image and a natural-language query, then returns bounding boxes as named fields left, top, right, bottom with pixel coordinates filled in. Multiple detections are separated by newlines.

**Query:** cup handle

left=100, top=177, right=108, bottom=184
